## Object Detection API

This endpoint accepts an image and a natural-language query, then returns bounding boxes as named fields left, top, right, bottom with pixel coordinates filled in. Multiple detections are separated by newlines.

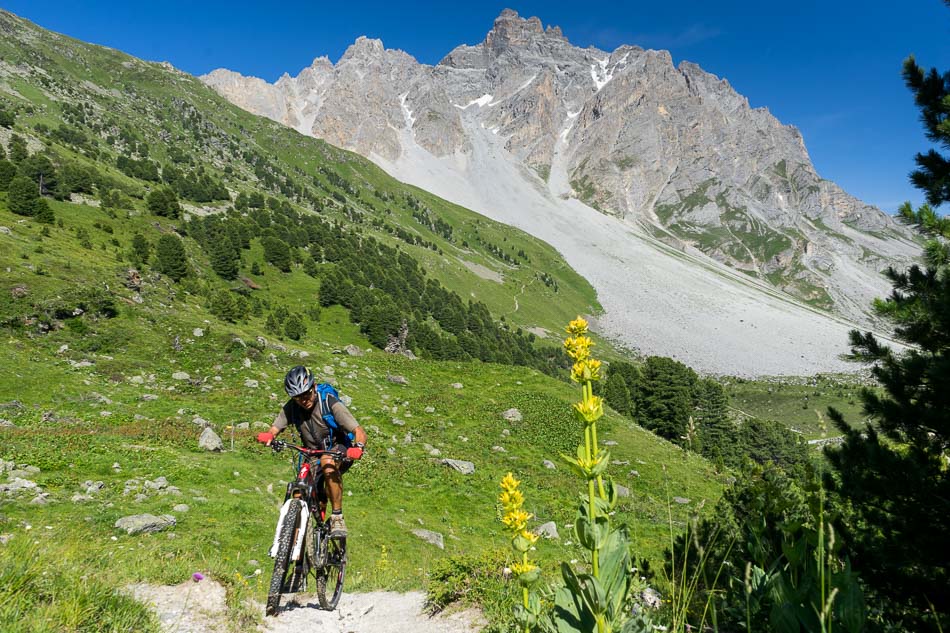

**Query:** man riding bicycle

left=257, top=365, right=367, bottom=538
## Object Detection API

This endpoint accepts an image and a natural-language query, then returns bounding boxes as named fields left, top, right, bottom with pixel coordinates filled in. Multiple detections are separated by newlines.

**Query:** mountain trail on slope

left=127, top=580, right=485, bottom=633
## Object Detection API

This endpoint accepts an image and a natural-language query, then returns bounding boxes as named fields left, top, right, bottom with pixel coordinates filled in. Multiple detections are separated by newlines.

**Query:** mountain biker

left=257, top=365, right=367, bottom=538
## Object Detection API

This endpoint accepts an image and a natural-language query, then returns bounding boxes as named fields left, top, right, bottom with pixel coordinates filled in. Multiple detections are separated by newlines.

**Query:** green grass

left=0, top=197, right=721, bottom=627
left=722, top=374, right=870, bottom=439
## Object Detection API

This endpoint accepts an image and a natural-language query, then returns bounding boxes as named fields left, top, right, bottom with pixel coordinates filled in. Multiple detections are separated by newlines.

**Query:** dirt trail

left=128, top=580, right=485, bottom=633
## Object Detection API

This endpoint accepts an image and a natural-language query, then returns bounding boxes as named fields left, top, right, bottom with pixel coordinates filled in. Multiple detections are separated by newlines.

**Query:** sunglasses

left=292, top=387, right=315, bottom=403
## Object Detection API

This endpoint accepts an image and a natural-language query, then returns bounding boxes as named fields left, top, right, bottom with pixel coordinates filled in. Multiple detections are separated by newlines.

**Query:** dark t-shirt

left=272, top=394, right=359, bottom=449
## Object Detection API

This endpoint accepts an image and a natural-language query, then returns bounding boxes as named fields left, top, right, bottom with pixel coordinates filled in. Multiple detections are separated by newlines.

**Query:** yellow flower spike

left=499, top=489, right=524, bottom=511
left=573, top=395, right=604, bottom=423
left=563, top=335, right=594, bottom=361
left=500, top=472, right=520, bottom=493
left=510, top=561, right=539, bottom=575
left=570, top=358, right=602, bottom=383
left=519, top=529, right=540, bottom=545
left=502, top=509, right=532, bottom=532
left=565, top=317, right=589, bottom=337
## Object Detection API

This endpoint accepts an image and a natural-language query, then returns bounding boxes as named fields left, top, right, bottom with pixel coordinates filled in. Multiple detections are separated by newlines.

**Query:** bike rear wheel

left=315, top=534, right=346, bottom=610
left=266, top=501, right=303, bottom=616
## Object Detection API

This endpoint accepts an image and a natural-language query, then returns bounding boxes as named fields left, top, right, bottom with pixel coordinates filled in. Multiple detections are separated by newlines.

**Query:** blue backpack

left=316, top=382, right=354, bottom=447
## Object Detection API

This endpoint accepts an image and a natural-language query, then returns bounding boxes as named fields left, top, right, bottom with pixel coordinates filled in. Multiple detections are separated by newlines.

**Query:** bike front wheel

left=266, top=501, right=303, bottom=616
left=315, top=534, right=346, bottom=610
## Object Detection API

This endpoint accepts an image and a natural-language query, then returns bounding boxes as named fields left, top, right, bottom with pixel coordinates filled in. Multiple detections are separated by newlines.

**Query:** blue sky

left=4, top=1, right=949, bottom=214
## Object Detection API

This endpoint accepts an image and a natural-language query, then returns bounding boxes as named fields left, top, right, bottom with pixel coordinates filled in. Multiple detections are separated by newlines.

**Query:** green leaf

left=769, top=602, right=800, bottom=633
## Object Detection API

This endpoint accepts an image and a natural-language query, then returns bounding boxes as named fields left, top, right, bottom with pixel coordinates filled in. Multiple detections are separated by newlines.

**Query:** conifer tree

left=7, top=175, right=38, bottom=216
left=154, top=234, right=189, bottom=281
left=604, top=370, right=633, bottom=416
left=0, top=159, right=15, bottom=191
left=826, top=8, right=950, bottom=626
left=7, top=134, right=27, bottom=164
left=131, top=233, right=150, bottom=266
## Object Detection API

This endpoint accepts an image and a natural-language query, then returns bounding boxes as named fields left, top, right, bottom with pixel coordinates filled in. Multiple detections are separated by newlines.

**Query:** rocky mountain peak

left=485, top=9, right=549, bottom=55
left=340, top=36, right=386, bottom=62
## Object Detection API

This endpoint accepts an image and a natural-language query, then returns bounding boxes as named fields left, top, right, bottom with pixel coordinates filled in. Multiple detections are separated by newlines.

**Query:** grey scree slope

left=202, top=10, right=918, bottom=376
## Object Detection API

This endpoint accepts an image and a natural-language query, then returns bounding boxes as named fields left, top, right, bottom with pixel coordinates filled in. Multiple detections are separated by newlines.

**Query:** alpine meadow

left=0, top=4, right=947, bottom=633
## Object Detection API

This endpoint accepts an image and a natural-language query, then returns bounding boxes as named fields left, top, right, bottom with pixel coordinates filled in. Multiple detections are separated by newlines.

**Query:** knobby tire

left=315, top=531, right=346, bottom=610
left=266, top=501, right=302, bottom=616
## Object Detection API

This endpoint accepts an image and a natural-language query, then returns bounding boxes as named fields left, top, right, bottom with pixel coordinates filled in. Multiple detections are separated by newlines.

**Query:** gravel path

left=128, top=580, right=484, bottom=633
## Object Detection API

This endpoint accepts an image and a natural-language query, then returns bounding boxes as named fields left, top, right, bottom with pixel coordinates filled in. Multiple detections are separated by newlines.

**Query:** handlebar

left=268, top=439, right=346, bottom=460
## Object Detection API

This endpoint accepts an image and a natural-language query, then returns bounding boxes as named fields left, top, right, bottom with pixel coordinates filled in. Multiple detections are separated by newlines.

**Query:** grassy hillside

left=0, top=10, right=729, bottom=630
left=0, top=196, right=722, bottom=629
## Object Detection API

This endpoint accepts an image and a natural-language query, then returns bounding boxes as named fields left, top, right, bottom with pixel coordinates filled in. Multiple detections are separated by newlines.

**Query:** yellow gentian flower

left=571, top=358, right=602, bottom=383
left=573, top=395, right=604, bottom=423
left=565, top=317, right=589, bottom=336
left=502, top=509, right=532, bottom=532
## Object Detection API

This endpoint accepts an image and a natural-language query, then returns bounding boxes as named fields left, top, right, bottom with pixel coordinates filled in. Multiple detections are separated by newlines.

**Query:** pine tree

left=17, top=154, right=58, bottom=196
left=146, top=187, right=182, bottom=219
left=131, top=233, right=150, bottom=266
left=283, top=314, right=306, bottom=340
left=32, top=198, right=55, bottom=224
left=0, top=159, right=15, bottom=191
left=0, top=107, right=14, bottom=128
left=209, top=289, right=242, bottom=323
left=825, top=9, right=950, bottom=626
left=7, top=134, right=27, bottom=164
left=154, top=234, right=189, bottom=281
left=635, top=356, right=697, bottom=442
left=604, top=371, right=633, bottom=416
left=261, top=236, right=292, bottom=272
left=7, top=175, right=38, bottom=216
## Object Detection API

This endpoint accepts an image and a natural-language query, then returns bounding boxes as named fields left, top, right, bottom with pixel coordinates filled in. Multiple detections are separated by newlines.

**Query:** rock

left=0, top=419, right=13, bottom=428
left=115, top=514, right=176, bottom=535
left=615, top=484, right=631, bottom=498
left=340, top=395, right=353, bottom=407
left=543, top=460, right=557, bottom=470
left=198, top=427, right=224, bottom=452
left=491, top=446, right=507, bottom=453
left=57, top=344, right=69, bottom=354
left=193, top=328, right=204, bottom=337
left=673, top=497, right=690, bottom=505
left=129, top=375, right=144, bottom=384
left=145, top=477, right=168, bottom=491
left=0, top=226, right=11, bottom=235
left=83, top=481, right=105, bottom=495
left=411, top=529, right=444, bottom=549
left=450, top=383, right=464, bottom=389
left=30, top=494, right=50, bottom=505
left=172, top=372, right=190, bottom=381
left=10, top=285, right=28, bottom=299
left=192, top=416, right=211, bottom=428
left=0, top=478, right=39, bottom=495
left=242, top=358, right=252, bottom=368
left=534, top=521, right=559, bottom=539
left=173, top=504, right=190, bottom=513
left=441, top=459, right=475, bottom=475
left=424, top=406, right=435, bottom=413
left=141, top=394, right=159, bottom=401
left=502, top=408, right=522, bottom=422
left=387, top=374, right=408, bottom=385
left=628, top=470, right=640, bottom=478
left=71, top=493, right=93, bottom=503
left=0, top=533, right=12, bottom=544
left=344, top=344, right=363, bottom=357
left=641, top=587, right=662, bottom=610
left=501, top=429, right=510, bottom=437
left=243, top=379, right=259, bottom=388
left=392, top=418, right=405, bottom=426
left=603, top=440, right=618, bottom=446
left=236, top=422, right=249, bottom=430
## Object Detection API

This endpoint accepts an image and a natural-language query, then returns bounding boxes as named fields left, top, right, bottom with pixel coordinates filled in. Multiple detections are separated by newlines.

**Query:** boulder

left=198, top=427, right=224, bottom=452
left=542, top=460, right=557, bottom=470
left=344, top=344, right=363, bottom=357
left=172, top=372, right=190, bottom=381
left=243, top=379, right=259, bottom=388
left=115, top=514, right=176, bottom=535
left=411, top=529, right=444, bottom=549
left=502, top=408, right=522, bottom=422
left=534, top=521, right=559, bottom=539
left=387, top=374, right=409, bottom=385
left=441, top=459, right=475, bottom=475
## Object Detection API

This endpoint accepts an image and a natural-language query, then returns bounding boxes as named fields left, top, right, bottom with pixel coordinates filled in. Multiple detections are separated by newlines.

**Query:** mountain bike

left=263, top=440, right=347, bottom=615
